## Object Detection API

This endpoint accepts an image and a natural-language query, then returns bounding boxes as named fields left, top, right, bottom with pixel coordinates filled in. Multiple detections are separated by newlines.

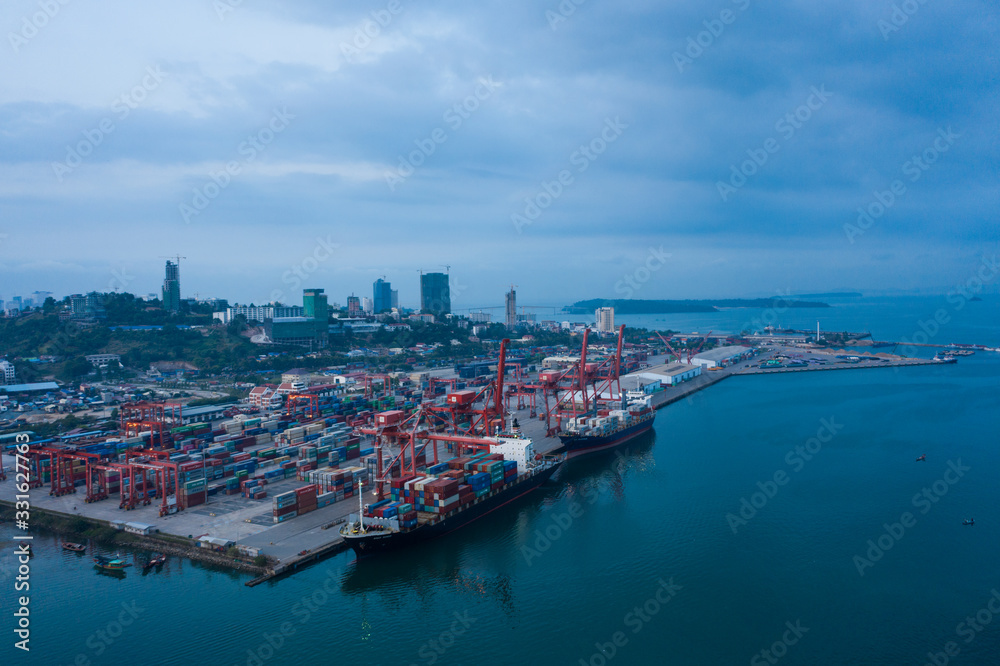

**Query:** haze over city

left=1, top=0, right=997, bottom=307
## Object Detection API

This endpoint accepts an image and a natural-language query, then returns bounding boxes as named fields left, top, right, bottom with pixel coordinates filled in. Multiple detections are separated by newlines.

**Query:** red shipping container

left=446, top=390, right=476, bottom=405
left=183, top=491, right=206, bottom=507
left=448, top=457, right=471, bottom=470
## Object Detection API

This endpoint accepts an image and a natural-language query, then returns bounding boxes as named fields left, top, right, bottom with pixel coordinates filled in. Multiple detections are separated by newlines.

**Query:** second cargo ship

left=558, top=393, right=655, bottom=458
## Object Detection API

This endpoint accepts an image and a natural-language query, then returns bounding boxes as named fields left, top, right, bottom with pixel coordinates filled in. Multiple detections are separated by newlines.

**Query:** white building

left=213, top=304, right=305, bottom=324
left=690, top=345, right=752, bottom=368
left=595, top=307, right=615, bottom=333
left=85, top=354, right=121, bottom=368
left=655, top=362, right=702, bottom=385
left=248, top=386, right=283, bottom=409
left=542, top=355, right=580, bottom=369
left=620, top=362, right=701, bottom=393
left=0, top=360, right=16, bottom=385
left=124, top=522, right=156, bottom=535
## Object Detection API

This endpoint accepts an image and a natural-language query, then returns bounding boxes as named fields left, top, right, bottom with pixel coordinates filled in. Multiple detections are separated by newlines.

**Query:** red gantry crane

left=119, top=401, right=183, bottom=449
left=358, top=340, right=516, bottom=499
left=531, top=326, right=628, bottom=437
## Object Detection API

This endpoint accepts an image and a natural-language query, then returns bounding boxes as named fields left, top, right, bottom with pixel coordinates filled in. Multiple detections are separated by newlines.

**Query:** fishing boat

left=62, top=542, right=86, bottom=553
left=93, top=553, right=128, bottom=571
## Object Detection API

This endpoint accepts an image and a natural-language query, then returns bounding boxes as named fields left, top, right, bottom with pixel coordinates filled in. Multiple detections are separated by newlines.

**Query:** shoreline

left=0, top=501, right=271, bottom=576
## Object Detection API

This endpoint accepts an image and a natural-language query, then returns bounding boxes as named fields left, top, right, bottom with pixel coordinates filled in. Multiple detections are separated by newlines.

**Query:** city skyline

left=1, top=2, right=996, bottom=306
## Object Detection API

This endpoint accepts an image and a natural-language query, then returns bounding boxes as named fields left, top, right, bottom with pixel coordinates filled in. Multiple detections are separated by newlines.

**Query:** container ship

left=558, top=394, right=655, bottom=458
left=340, top=430, right=562, bottom=556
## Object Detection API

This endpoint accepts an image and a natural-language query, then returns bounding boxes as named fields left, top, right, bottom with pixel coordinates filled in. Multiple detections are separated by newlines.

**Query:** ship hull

left=343, top=463, right=561, bottom=557
left=559, top=417, right=654, bottom=458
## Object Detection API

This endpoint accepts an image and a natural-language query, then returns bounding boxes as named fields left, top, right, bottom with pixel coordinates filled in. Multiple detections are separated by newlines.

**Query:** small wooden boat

left=142, top=553, right=166, bottom=570
left=62, top=542, right=86, bottom=552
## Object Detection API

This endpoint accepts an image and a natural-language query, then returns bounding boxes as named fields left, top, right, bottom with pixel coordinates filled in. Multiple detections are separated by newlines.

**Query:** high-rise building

left=420, top=272, right=450, bottom=316
left=373, top=278, right=393, bottom=313
left=361, top=297, right=373, bottom=315
left=596, top=307, right=615, bottom=333
left=69, top=294, right=88, bottom=316
left=505, top=287, right=517, bottom=329
left=264, top=288, right=329, bottom=349
left=0, top=359, right=16, bottom=384
left=303, top=288, right=329, bottom=322
left=390, top=289, right=399, bottom=310
left=162, top=260, right=181, bottom=312
left=68, top=292, right=105, bottom=320
left=347, top=295, right=362, bottom=317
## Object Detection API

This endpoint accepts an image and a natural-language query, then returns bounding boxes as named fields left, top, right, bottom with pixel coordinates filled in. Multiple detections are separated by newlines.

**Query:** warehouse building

left=619, top=362, right=701, bottom=394
left=690, top=345, right=753, bottom=368
left=169, top=404, right=229, bottom=425
left=655, top=362, right=702, bottom=385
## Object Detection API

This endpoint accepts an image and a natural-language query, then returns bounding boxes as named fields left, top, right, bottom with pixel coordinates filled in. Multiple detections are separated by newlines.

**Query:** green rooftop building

left=265, top=288, right=329, bottom=349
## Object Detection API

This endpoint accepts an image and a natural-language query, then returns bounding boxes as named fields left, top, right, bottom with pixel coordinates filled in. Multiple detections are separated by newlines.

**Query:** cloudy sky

left=0, top=0, right=997, bottom=309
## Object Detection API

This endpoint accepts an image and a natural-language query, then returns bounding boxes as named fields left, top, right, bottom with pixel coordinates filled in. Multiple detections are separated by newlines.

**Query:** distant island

left=564, top=298, right=831, bottom=315
left=791, top=292, right=862, bottom=298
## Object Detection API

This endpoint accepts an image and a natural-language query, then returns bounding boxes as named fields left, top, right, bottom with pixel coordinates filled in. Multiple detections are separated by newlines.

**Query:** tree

left=227, top=314, right=249, bottom=336
left=58, top=356, right=93, bottom=382
left=42, top=296, right=57, bottom=315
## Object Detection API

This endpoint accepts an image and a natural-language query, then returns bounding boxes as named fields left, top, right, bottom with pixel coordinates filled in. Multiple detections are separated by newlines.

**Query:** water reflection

left=339, top=430, right=657, bottom=607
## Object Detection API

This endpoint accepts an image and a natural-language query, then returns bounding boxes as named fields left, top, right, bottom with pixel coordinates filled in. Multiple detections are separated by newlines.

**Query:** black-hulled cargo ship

left=558, top=394, right=655, bottom=458
left=340, top=432, right=562, bottom=556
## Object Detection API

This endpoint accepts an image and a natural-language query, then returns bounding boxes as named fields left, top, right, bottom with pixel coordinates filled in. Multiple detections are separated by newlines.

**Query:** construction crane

left=686, top=331, right=713, bottom=363
left=654, top=331, right=682, bottom=362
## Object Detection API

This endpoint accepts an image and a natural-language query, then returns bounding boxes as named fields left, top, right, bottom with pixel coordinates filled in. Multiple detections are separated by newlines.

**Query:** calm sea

left=3, top=296, right=999, bottom=665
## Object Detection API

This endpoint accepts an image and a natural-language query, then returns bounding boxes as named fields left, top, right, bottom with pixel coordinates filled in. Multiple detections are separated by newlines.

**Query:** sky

left=0, top=0, right=997, bottom=311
